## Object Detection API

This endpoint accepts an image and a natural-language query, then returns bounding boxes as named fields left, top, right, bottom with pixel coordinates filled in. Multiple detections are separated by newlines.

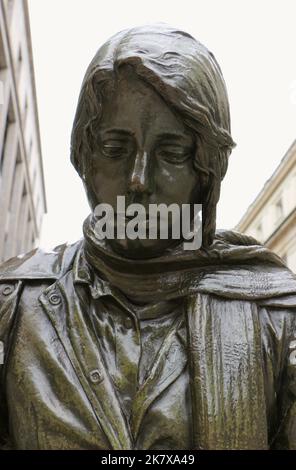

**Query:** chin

left=109, top=238, right=180, bottom=260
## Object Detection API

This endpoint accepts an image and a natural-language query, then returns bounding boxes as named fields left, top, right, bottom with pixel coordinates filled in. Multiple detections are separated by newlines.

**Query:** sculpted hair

left=71, top=24, right=236, bottom=246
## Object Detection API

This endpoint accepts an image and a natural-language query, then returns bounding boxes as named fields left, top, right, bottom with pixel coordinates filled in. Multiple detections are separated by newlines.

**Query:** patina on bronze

left=0, top=24, right=296, bottom=450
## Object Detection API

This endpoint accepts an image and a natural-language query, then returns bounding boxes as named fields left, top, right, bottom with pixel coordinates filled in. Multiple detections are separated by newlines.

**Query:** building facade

left=0, top=0, right=46, bottom=263
left=236, top=140, right=296, bottom=272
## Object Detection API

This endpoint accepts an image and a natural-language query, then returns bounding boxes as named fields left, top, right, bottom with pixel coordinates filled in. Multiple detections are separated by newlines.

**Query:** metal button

left=48, top=293, right=62, bottom=306
left=1, top=285, right=14, bottom=296
left=89, top=369, right=103, bottom=384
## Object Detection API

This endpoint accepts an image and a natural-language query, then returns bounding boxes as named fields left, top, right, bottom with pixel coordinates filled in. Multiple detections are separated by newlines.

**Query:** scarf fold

left=186, top=293, right=269, bottom=449
left=83, top=214, right=296, bottom=303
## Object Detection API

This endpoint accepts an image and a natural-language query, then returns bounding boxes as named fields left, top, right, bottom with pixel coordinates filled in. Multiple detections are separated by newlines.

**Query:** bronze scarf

left=82, top=213, right=296, bottom=303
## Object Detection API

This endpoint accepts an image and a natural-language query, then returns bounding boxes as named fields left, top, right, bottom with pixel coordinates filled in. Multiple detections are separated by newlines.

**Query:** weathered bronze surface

left=0, top=24, right=296, bottom=450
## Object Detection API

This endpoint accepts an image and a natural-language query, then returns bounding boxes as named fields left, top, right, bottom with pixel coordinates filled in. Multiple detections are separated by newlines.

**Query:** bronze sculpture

left=0, top=24, right=296, bottom=450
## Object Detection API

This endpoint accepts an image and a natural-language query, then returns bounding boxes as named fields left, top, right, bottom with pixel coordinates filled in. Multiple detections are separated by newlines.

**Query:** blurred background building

left=236, top=139, right=296, bottom=272
left=0, top=0, right=46, bottom=263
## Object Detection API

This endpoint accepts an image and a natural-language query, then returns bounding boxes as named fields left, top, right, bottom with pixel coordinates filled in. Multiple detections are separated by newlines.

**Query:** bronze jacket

left=0, top=240, right=296, bottom=450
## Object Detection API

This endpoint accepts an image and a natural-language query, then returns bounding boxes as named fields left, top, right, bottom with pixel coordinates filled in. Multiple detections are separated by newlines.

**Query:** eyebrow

left=100, top=128, right=134, bottom=137
left=100, top=129, right=193, bottom=144
left=157, top=132, right=194, bottom=144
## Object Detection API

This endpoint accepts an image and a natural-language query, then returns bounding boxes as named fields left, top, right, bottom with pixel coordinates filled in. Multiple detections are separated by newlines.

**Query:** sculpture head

left=71, top=24, right=235, bottom=258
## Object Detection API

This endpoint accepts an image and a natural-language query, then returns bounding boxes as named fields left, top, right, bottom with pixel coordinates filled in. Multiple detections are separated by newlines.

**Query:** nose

left=128, top=150, right=151, bottom=194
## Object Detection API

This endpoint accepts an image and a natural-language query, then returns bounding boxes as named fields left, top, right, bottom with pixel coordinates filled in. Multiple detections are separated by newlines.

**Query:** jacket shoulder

left=0, top=239, right=83, bottom=282
left=0, top=241, right=83, bottom=348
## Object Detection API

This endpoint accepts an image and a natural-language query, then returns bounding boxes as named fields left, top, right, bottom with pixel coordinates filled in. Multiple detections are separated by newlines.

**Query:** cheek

left=85, top=160, right=127, bottom=205
left=154, top=163, right=199, bottom=203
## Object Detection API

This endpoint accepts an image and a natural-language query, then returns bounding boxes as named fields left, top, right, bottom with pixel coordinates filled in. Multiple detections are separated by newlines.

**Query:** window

left=0, top=30, right=7, bottom=70
left=256, top=222, right=262, bottom=239
left=16, top=45, right=22, bottom=83
left=274, top=197, right=284, bottom=223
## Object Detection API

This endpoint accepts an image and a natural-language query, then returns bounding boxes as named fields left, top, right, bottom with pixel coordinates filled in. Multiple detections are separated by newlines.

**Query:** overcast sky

left=28, top=0, right=296, bottom=249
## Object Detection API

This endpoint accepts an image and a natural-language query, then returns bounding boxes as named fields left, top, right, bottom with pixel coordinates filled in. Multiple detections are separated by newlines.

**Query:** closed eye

left=101, top=139, right=133, bottom=158
left=156, top=145, right=192, bottom=164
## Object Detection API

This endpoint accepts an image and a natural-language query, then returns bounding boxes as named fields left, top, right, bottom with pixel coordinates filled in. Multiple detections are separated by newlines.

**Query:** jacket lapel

left=39, top=271, right=133, bottom=450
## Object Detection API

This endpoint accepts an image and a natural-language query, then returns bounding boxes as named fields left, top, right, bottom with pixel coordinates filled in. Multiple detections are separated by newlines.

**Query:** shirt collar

left=73, top=246, right=141, bottom=318
left=73, top=245, right=185, bottom=321
left=73, top=245, right=116, bottom=297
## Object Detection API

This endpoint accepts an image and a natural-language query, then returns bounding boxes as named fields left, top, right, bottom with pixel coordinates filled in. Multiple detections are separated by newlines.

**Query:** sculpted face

left=84, top=66, right=200, bottom=258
